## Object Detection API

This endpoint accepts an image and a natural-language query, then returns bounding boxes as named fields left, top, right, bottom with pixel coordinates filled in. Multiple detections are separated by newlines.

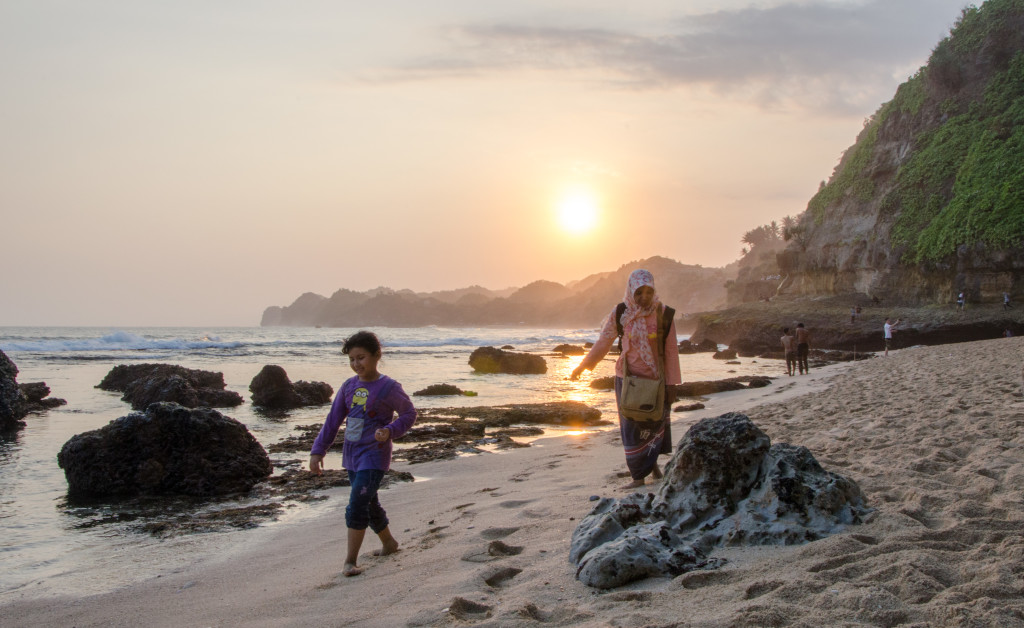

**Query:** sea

left=0, top=326, right=783, bottom=602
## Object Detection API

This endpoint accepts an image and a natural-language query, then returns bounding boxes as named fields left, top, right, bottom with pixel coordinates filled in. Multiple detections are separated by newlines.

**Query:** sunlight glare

left=557, top=188, right=599, bottom=235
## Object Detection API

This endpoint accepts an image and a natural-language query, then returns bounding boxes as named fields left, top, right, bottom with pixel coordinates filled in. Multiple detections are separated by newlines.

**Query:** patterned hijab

left=620, top=269, right=662, bottom=375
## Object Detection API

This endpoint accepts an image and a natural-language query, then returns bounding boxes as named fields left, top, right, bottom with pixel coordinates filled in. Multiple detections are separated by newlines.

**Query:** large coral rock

left=0, top=349, right=28, bottom=432
left=248, top=365, right=333, bottom=409
left=57, top=402, right=271, bottom=499
left=18, top=382, right=67, bottom=411
left=469, top=347, right=547, bottom=374
left=570, top=413, right=870, bottom=588
left=98, top=363, right=243, bottom=410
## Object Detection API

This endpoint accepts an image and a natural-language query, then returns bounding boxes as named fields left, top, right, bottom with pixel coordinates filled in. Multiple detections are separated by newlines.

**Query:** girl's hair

left=342, top=330, right=382, bottom=356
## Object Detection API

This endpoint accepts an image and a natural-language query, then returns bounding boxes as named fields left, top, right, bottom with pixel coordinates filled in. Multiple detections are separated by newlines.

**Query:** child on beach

left=309, top=331, right=417, bottom=577
left=781, top=328, right=797, bottom=376
left=883, top=318, right=901, bottom=356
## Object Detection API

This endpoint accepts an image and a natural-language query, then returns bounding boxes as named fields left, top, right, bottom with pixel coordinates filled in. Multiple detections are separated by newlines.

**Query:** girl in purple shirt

left=309, top=331, right=417, bottom=576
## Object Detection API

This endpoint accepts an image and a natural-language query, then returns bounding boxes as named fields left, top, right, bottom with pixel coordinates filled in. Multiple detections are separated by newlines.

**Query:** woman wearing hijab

left=570, top=269, right=681, bottom=489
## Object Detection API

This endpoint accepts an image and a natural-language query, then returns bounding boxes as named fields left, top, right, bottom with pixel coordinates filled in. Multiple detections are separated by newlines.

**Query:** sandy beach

left=5, top=337, right=1024, bottom=627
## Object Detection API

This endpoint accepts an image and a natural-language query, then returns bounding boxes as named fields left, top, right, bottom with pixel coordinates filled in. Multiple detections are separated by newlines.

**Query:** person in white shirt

left=883, top=317, right=901, bottom=356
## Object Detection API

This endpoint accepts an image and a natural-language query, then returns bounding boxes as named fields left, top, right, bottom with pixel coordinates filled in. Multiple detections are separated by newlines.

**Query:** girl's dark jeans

left=346, top=469, right=389, bottom=533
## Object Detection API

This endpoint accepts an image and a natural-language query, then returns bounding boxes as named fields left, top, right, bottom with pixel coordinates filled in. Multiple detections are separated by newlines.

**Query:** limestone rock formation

left=98, top=363, right=243, bottom=411
left=57, top=402, right=271, bottom=499
left=248, top=365, right=333, bottom=409
left=570, top=413, right=870, bottom=588
left=469, top=347, right=547, bottom=374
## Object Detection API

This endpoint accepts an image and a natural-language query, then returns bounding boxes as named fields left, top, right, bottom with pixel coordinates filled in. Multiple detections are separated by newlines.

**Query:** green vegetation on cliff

left=809, top=0, right=1024, bottom=263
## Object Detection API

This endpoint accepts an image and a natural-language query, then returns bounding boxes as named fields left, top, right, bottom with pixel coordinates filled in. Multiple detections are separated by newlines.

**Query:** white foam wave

left=1, top=331, right=244, bottom=353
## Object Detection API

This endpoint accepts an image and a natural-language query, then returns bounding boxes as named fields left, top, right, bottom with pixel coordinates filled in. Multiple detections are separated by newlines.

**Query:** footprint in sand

left=480, top=526, right=520, bottom=540
left=447, top=597, right=493, bottom=620
left=498, top=499, right=536, bottom=508
left=461, top=540, right=525, bottom=563
left=483, top=566, right=522, bottom=587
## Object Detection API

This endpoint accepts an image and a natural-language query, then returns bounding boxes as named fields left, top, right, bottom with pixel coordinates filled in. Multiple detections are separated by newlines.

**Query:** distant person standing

left=850, top=307, right=856, bottom=324
left=780, top=328, right=797, bottom=376
left=883, top=317, right=901, bottom=356
left=957, top=292, right=965, bottom=312
left=795, top=323, right=810, bottom=374
left=1005, top=292, right=1012, bottom=310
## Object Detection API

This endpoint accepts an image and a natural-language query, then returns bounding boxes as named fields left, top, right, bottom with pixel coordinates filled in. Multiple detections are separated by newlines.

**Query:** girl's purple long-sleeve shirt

left=310, top=375, right=416, bottom=472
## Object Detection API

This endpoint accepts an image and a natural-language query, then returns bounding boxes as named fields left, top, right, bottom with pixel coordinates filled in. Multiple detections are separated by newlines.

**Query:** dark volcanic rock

left=712, top=349, right=738, bottom=360
left=553, top=344, right=586, bottom=356
left=673, top=402, right=706, bottom=412
left=414, top=383, right=465, bottom=396
left=98, top=363, right=243, bottom=411
left=57, top=402, right=272, bottom=499
left=19, top=382, right=67, bottom=412
left=676, top=376, right=772, bottom=397
left=418, top=401, right=604, bottom=428
left=0, top=349, right=28, bottom=432
left=590, top=376, right=615, bottom=390
left=469, top=347, right=547, bottom=374
left=570, top=413, right=870, bottom=588
left=249, top=365, right=333, bottom=409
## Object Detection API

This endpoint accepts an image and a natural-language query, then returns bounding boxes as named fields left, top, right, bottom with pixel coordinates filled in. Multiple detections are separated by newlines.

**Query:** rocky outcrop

left=248, top=365, right=333, bottom=409
left=469, top=347, right=547, bottom=374
left=553, top=344, right=586, bottom=356
left=413, top=383, right=467, bottom=396
left=0, top=350, right=28, bottom=432
left=418, top=401, right=605, bottom=428
left=570, top=413, right=870, bottom=588
left=712, top=349, right=738, bottom=360
left=57, top=402, right=272, bottom=499
left=678, top=339, right=719, bottom=354
left=18, top=382, right=67, bottom=412
left=98, top=364, right=243, bottom=411
left=676, top=376, right=772, bottom=397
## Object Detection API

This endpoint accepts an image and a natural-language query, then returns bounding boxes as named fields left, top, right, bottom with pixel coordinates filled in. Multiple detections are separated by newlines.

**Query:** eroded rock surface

left=469, top=347, right=547, bottom=374
left=98, top=363, right=243, bottom=410
left=570, top=413, right=870, bottom=588
left=58, top=402, right=272, bottom=499
left=249, top=365, right=333, bottom=409
left=0, top=349, right=27, bottom=432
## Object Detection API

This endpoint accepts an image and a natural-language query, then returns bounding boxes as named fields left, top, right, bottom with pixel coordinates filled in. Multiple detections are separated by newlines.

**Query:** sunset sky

left=1, top=0, right=967, bottom=326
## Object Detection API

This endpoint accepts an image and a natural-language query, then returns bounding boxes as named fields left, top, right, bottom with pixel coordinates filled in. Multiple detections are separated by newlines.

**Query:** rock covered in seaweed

left=98, top=363, right=243, bottom=410
left=469, top=347, right=547, bottom=374
left=248, top=365, right=333, bottom=409
left=570, top=413, right=870, bottom=588
left=57, top=402, right=271, bottom=499
left=413, top=383, right=465, bottom=396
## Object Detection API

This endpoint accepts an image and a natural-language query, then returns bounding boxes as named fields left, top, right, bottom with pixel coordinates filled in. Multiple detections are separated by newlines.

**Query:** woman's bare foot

left=651, top=464, right=663, bottom=480
left=621, top=478, right=645, bottom=490
left=372, top=539, right=400, bottom=557
left=342, top=562, right=364, bottom=577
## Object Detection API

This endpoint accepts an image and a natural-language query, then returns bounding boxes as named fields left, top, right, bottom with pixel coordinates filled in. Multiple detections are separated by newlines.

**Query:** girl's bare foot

left=621, top=478, right=645, bottom=490
left=342, top=563, right=364, bottom=577
left=372, top=539, right=400, bottom=557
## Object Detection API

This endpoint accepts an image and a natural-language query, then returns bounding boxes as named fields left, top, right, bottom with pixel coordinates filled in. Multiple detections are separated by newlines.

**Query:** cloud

left=374, top=0, right=965, bottom=115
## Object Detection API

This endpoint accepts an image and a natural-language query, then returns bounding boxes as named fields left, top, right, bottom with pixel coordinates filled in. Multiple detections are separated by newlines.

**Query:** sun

left=556, top=188, right=599, bottom=234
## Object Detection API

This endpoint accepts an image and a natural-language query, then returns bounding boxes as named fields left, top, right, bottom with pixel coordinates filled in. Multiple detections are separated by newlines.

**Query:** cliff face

left=780, top=0, right=1024, bottom=306
left=261, top=256, right=734, bottom=328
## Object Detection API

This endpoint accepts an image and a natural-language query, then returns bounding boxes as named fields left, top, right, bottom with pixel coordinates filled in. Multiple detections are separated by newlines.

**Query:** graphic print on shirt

left=345, top=387, right=369, bottom=442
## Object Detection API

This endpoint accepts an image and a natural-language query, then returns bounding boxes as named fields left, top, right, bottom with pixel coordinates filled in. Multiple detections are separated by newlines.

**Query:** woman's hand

left=570, top=364, right=587, bottom=381
left=374, top=427, right=391, bottom=442
left=308, top=454, right=325, bottom=476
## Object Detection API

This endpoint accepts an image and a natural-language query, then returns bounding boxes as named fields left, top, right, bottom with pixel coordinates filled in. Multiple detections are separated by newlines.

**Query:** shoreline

left=4, top=338, right=1023, bottom=626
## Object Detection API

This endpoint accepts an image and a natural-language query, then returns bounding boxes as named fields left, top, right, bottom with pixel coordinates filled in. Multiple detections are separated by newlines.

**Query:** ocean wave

left=0, top=331, right=245, bottom=353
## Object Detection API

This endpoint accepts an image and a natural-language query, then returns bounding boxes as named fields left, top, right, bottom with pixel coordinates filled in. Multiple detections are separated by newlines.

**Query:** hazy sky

left=1, top=0, right=967, bottom=326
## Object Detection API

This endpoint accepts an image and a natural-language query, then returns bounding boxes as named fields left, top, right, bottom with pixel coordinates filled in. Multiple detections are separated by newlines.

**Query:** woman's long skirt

left=614, top=377, right=672, bottom=480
